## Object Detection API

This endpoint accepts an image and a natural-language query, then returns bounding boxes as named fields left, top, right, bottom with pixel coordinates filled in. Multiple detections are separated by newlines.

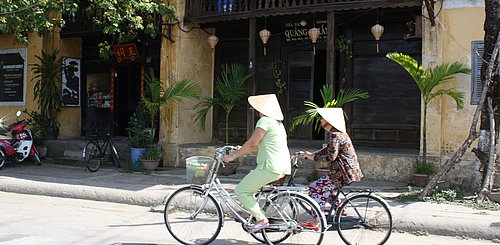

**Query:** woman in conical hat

left=222, top=94, right=290, bottom=233
left=299, top=108, right=363, bottom=207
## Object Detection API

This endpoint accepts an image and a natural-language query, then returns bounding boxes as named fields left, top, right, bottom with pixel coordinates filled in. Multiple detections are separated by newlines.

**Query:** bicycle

left=290, top=152, right=393, bottom=245
left=163, top=145, right=327, bottom=245
left=82, top=130, right=122, bottom=172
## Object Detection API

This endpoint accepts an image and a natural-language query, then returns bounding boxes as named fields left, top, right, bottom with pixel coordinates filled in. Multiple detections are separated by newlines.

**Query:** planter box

left=141, top=159, right=160, bottom=171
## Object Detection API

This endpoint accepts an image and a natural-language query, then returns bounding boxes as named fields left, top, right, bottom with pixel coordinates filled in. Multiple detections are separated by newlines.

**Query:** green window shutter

left=471, top=40, right=484, bottom=105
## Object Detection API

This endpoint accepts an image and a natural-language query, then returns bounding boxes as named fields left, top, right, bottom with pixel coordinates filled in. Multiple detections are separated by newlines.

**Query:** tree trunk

left=420, top=29, right=500, bottom=198
left=422, top=101, right=428, bottom=164
left=476, top=0, right=500, bottom=198
left=477, top=98, right=497, bottom=201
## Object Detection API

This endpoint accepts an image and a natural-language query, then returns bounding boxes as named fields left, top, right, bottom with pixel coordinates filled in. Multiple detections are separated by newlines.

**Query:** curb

left=0, top=177, right=168, bottom=207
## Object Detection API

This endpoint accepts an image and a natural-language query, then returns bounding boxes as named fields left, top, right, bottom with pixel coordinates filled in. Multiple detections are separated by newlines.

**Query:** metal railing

left=185, top=0, right=420, bottom=23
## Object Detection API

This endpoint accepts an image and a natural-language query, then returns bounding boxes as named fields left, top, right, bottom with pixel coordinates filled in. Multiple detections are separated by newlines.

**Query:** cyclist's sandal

left=247, top=222, right=270, bottom=234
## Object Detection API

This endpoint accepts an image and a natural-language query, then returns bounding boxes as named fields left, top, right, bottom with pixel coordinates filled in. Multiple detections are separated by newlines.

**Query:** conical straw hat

left=316, top=108, right=346, bottom=133
left=248, top=94, right=284, bottom=121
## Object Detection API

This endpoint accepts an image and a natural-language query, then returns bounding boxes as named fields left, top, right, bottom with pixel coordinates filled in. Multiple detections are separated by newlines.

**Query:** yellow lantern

left=259, top=28, right=271, bottom=56
left=308, top=27, right=320, bottom=55
left=207, top=34, right=219, bottom=52
left=371, top=23, right=384, bottom=53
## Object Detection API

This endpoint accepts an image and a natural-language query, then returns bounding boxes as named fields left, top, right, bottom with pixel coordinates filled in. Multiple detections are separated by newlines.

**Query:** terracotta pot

left=413, top=173, right=430, bottom=187
left=141, top=159, right=160, bottom=171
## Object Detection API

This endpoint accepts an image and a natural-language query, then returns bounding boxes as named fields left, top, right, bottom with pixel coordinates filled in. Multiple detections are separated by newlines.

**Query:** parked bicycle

left=290, top=152, right=394, bottom=245
left=163, top=145, right=327, bottom=245
left=82, top=126, right=122, bottom=172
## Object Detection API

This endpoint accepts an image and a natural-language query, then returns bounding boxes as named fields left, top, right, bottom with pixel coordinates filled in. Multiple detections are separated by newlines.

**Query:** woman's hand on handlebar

left=299, top=151, right=314, bottom=160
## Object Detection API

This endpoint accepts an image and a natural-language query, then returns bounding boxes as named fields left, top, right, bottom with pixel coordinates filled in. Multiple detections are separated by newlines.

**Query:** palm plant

left=141, top=68, right=200, bottom=139
left=386, top=52, right=471, bottom=164
left=290, top=84, right=369, bottom=132
left=30, top=50, right=64, bottom=139
left=194, top=63, right=253, bottom=144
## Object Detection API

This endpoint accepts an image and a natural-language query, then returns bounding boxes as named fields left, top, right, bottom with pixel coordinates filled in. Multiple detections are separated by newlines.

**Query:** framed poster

left=62, top=57, right=80, bottom=107
left=0, top=48, right=27, bottom=106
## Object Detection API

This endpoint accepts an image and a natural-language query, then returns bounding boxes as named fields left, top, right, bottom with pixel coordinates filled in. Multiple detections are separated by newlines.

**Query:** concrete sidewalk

left=0, top=162, right=499, bottom=241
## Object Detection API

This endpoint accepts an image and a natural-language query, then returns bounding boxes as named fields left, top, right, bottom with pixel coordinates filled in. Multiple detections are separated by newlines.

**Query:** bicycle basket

left=186, top=156, right=216, bottom=185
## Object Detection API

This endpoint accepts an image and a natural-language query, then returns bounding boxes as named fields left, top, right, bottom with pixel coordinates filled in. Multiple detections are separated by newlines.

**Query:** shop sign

left=0, top=48, right=26, bottom=106
left=113, top=43, right=139, bottom=62
left=283, top=20, right=327, bottom=45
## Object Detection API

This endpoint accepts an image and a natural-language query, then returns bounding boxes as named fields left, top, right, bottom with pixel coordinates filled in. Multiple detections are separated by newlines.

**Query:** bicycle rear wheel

left=262, top=192, right=325, bottom=245
left=164, top=186, right=223, bottom=245
left=336, top=194, right=393, bottom=245
left=84, top=141, right=101, bottom=172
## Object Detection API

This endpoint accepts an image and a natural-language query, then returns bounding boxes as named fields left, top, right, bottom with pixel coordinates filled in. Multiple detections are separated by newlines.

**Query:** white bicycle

left=163, top=145, right=327, bottom=244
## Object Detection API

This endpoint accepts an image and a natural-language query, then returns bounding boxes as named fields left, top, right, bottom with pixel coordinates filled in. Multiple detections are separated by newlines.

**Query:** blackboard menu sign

left=0, top=48, right=26, bottom=105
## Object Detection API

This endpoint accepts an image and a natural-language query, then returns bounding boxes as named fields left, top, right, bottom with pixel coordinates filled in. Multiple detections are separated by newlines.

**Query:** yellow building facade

left=0, top=1, right=494, bottom=186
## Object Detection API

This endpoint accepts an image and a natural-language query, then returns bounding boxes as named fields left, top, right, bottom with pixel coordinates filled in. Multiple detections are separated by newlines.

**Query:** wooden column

left=247, top=18, right=257, bottom=138
left=326, top=11, right=336, bottom=87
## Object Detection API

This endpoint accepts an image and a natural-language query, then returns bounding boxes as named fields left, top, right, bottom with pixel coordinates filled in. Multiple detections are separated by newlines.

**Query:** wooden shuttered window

left=471, top=40, right=484, bottom=105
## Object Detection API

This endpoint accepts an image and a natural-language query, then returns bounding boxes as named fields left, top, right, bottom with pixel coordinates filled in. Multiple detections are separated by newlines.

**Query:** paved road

left=0, top=191, right=496, bottom=245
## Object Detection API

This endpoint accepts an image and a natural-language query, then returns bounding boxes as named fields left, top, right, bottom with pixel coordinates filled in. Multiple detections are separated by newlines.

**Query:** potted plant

left=30, top=50, right=64, bottom=140
left=413, top=160, right=438, bottom=187
left=141, top=67, right=200, bottom=140
left=386, top=53, right=470, bottom=167
left=194, top=63, right=253, bottom=144
left=140, top=144, right=162, bottom=171
left=126, top=113, right=153, bottom=170
left=24, top=110, right=50, bottom=158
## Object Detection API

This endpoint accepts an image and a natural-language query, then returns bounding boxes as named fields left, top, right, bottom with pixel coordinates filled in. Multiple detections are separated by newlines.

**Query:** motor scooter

left=0, top=111, right=41, bottom=169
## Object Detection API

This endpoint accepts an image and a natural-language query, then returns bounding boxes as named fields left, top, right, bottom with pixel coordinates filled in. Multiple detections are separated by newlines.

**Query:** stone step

left=43, top=157, right=86, bottom=167
left=64, top=149, right=84, bottom=159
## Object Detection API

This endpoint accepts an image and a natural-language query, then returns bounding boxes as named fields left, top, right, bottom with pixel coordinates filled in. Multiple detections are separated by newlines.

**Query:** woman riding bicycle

left=299, top=108, right=363, bottom=208
left=222, top=94, right=291, bottom=233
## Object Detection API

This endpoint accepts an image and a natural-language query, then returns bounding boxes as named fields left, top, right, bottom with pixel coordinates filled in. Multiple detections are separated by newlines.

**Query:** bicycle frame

left=192, top=146, right=314, bottom=226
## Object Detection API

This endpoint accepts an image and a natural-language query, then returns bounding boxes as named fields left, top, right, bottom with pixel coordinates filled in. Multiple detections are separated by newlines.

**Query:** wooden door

left=286, top=51, right=314, bottom=139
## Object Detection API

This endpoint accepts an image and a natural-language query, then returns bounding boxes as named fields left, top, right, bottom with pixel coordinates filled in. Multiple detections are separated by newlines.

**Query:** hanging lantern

left=259, top=28, right=271, bottom=56
left=371, top=23, right=384, bottom=53
left=207, top=34, right=219, bottom=52
left=308, top=27, right=320, bottom=55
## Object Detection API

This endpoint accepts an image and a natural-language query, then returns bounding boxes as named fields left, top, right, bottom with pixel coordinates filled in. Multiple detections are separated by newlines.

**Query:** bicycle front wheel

left=263, top=192, right=325, bottom=245
left=164, top=186, right=223, bottom=245
left=336, top=194, right=393, bottom=245
left=84, top=141, right=101, bottom=172
left=110, top=144, right=122, bottom=168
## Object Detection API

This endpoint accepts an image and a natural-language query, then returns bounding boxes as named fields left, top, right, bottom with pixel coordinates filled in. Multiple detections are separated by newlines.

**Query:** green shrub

left=126, top=114, right=153, bottom=148
left=414, top=161, right=437, bottom=175
left=141, top=144, right=162, bottom=161
left=24, top=110, right=51, bottom=145
left=426, top=189, right=457, bottom=203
